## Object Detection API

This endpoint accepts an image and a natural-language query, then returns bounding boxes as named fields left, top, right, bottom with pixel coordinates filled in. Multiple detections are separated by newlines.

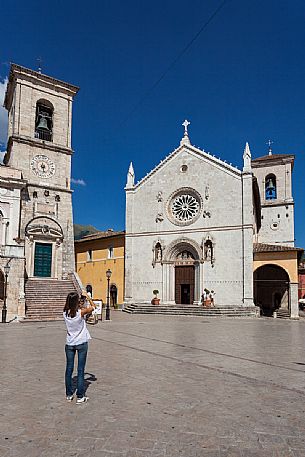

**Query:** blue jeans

left=65, top=342, right=88, bottom=398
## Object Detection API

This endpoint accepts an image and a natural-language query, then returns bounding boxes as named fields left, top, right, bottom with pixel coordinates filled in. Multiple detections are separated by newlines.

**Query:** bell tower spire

left=126, top=162, right=135, bottom=188
left=243, top=142, right=252, bottom=172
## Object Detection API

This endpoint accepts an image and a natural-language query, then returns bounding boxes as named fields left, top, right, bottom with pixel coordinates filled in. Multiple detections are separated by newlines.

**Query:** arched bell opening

left=254, top=264, right=290, bottom=316
left=35, top=99, right=54, bottom=142
left=265, top=174, right=277, bottom=200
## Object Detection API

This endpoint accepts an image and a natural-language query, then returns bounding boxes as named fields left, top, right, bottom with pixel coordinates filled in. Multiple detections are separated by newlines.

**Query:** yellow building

left=75, top=230, right=125, bottom=307
left=253, top=243, right=303, bottom=317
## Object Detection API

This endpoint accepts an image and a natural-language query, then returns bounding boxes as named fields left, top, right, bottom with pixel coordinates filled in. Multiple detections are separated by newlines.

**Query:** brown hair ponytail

left=64, top=292, right=80, bottom=318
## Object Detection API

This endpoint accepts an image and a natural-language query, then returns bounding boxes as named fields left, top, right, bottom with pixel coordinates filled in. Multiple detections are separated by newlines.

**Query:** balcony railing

left=34, top=130, right=52, bottom=142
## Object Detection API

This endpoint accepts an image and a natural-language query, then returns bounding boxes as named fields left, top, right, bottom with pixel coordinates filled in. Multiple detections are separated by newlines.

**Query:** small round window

left=180, top=165, right=188, bottom=173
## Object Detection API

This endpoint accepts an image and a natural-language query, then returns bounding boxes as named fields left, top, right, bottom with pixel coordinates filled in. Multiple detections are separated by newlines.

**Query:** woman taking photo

left=63, top=291, right=96, bottom=404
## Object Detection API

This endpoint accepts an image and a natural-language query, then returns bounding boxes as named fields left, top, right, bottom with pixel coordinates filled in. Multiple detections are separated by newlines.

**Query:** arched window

left=265, top=174, right=277, bottom=200
left=35, top=99, right=53, bottom=142
left=86, top=284, right=93, bottom=297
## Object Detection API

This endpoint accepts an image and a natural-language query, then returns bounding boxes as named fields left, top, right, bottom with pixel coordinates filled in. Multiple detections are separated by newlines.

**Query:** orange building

left=75, top=230, right=125, bottom=307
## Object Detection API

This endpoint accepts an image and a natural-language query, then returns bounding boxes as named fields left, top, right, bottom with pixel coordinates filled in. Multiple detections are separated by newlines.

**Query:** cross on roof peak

left=182, top=119, right=190, bottom=135
left=266, top=139, right=273, bottom=155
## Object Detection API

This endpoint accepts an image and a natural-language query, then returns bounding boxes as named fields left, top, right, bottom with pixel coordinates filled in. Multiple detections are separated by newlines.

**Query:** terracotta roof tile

left=75, top=230, right=125, bottom=243
left=253, top=243, right=303, bottom=253
left=252, top=154, right=294, bottom=162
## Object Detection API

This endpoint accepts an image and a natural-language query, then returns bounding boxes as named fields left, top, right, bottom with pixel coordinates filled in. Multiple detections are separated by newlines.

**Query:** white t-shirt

left=63, top=310, right=91, bottom=346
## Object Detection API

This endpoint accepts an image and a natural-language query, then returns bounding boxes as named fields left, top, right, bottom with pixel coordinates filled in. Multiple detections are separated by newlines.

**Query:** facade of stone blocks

left=0, top=167, right=26, bottom=320
left=124, top=131, right=301, bottom=317
left=125, top=134, right=255, bottom=307
left=1, top=63, right=78, bottom=320
left=252, top=156, right=295, bottom=246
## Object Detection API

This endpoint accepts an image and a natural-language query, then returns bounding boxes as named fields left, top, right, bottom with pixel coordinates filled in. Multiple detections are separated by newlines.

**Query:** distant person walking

left=63, top=291, right=96, bottom=404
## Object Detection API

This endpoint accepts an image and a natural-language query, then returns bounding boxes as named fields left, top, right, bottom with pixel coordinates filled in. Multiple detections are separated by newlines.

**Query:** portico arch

left=25, top=217, right=64, bottom=278
left=162, top=238, right=203, bottom=305
left=254, top=264, right=290, bottom=316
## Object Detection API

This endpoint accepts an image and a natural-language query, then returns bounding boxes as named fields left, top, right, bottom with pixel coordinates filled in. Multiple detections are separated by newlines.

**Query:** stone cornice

left=6, top=135, right=73, bottom=161
left=252, top=155, right=295, bottom=169
left=126, top=224, right=253, bottom=238
left=0, top=176, right=27, bottom=189
left=27, top=183, right=73, bottom=194
left=131, top=143, right=241, bottom=191
left=4, top=63, right=79, bottom=109
left=261, top=200, right=294, bottom=208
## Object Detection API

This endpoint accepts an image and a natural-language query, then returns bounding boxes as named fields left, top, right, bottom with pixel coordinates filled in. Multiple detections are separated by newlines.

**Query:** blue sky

left=0, top=0, right=304, bottom=247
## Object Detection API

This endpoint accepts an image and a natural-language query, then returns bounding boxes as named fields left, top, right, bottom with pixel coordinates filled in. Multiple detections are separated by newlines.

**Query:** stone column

left=290, top=282, right=299, bottom=319
left=199, top=262, right=204, bottom=303
left=162, top=262, right=169, bottom=302
left=27, top=237, right=34, bottom=277
left=242, top=165, right=255, bottom=307
left=124, top=236, right=133, bottom=305
left=169, top=263, right=175, bottom=304
left=193, top=263, right=200, bottom=304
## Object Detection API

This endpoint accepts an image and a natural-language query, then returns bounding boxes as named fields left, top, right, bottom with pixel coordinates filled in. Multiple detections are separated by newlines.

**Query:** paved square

left=1, top=313, right=305, bottom=456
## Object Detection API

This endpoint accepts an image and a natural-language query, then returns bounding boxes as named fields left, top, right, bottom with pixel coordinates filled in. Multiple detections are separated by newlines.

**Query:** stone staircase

left=275, top=308, right=291, bottom=319
left=24, top=279, right=78, bottom=321
left=123, top=304, right=260, bottom=318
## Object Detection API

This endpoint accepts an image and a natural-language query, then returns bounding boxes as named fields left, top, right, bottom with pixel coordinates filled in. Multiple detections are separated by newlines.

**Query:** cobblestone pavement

left=1, top=313, right=305, bottom=457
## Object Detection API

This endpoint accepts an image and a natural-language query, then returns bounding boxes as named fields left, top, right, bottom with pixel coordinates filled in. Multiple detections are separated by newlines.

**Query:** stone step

left=275, top=309, right=290, bottom=319
left=25, top=278, right=79, bottom=321
left=123, top=304, right=259, bottom=317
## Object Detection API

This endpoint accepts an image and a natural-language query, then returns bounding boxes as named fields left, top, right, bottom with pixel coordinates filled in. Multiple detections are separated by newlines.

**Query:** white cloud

left=0, top=78, right=8, bottom=145
left=71, top=177, right=86, bottom=186
left=0, top=150, right=6, bottom=163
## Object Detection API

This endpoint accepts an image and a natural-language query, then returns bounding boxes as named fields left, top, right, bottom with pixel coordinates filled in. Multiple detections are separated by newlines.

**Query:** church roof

left=253, top=243, right=303, bottom=253
left=75, top=230, right=125, bottom=243
left=133, top=143, right=241, bottom=189
left=252, top=153, right=294, bottom=164
left=4, top=63, right=79, bottom=110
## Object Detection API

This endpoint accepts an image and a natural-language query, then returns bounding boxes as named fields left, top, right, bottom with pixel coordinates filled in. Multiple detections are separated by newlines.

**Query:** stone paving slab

left=1, top=313, right=305, bottom=456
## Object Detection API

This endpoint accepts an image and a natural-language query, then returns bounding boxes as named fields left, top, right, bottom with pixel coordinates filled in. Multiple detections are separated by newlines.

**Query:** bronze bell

left=36, top=114, right=49, bottom=131
left=267, top=178, right=275, bottom=190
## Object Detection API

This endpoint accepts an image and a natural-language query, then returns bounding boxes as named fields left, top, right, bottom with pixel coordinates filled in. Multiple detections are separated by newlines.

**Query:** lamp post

left=2, top=264, right=10, bottom=324
left=106, top=268, right=112, bottom=321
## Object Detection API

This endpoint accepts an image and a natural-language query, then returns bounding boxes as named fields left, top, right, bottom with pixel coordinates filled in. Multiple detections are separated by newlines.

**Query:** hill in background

left=74, top=224, right=100, bottom=240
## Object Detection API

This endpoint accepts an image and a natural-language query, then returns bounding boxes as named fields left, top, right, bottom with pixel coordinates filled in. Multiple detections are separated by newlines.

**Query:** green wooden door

left=34, top=243, right=52, bottom=277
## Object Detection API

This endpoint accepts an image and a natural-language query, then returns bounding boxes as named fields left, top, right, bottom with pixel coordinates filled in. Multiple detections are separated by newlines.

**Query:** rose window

left=172, top=194, right=199, bottom=221
left=167, top=188, right=203, bottom=226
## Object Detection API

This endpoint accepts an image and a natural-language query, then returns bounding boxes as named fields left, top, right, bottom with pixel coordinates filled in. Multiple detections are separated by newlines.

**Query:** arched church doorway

left=254, top=264, right=290, bottom=316
left=110, top=284, right=118, bottom=307
left=175, top=250, right=195, bottom=304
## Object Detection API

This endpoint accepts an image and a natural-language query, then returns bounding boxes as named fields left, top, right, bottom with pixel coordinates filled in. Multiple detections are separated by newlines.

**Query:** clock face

left=30, top=155, right=55, bottom=178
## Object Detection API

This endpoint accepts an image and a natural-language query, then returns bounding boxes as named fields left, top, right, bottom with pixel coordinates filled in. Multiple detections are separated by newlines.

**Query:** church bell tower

left=4, top=64, right=79, bottom=279
left=252, top=150, right=295, bottom=246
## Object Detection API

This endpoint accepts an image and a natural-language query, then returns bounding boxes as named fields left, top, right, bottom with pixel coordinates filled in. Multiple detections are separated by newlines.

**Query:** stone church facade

left=1, top=63, right=79, bottom=321
left=124, top=123, right=301, bottom=317
left=125, top=125, right=254, bottom=308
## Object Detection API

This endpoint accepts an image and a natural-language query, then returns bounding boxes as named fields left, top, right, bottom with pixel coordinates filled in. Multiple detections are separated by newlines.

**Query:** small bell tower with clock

left=4, top=64, right=79, bottom=281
